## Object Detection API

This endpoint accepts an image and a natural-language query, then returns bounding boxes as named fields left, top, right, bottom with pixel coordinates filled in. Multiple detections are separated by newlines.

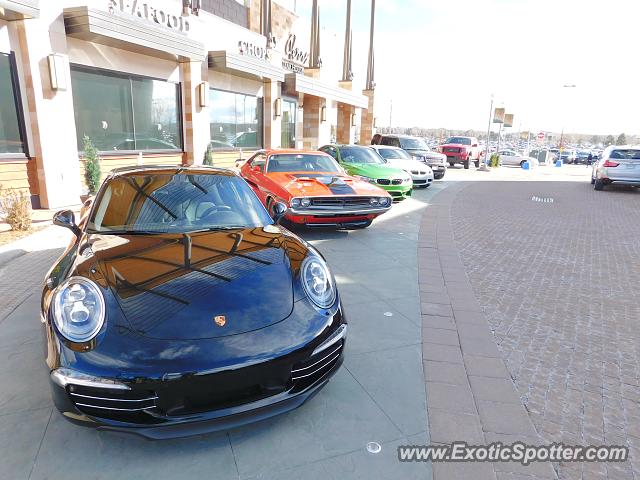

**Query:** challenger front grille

left=309, top=197, right=373, bottom=208
left=291, top=340, right=344, bottom=392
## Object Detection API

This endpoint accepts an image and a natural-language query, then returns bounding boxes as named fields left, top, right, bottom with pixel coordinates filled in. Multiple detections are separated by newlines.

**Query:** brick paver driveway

left=452, top=177, right=640, bottom=479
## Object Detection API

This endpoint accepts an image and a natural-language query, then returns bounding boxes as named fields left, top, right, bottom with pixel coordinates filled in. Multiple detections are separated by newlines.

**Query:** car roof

left=371, top=145, right=401, bottom=149
left=109, top=165, right=235, bottom=178
left=263, top=149, right=328, bottom=155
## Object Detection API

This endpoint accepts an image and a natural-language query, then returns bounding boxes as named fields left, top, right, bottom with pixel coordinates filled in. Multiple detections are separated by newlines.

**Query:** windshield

left=399, top=138, right=428, bottom=150
left=376, top=148, right=413, bottom=160
left=87, top=173, right=272, bottom=234
left=267, top=154, right=341, bottom=173
left=339, top=146, right=385, bottom=164
left=445, top=137, right=472, bottom=145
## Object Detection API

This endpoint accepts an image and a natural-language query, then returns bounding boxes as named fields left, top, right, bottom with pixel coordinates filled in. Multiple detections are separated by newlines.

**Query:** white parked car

left=497, top=149, right=539, bottom=167
left=370, top=145, right=434, bottom=188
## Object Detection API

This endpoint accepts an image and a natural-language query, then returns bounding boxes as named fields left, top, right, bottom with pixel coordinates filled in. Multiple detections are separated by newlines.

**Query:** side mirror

left=53, top=210, right=81, bottom=237
left=271, top=202, right=288, bottom=224
left=472, top=143, right=478, bottom=147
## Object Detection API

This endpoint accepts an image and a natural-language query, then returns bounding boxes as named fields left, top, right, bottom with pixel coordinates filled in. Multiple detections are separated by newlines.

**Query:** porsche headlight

left=301, top=256, right=336, bottom=309
left=52, top=277, right=105, bottom=343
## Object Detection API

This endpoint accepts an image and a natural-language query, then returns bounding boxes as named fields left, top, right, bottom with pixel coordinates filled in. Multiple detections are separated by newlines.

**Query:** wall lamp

left=274, top=98, right=282, bottom=117
left=321, top=106, right=327, bottom=123
left=351, top=113, right=357, bottom=127
left=47, top=53, right=68, bottom=91
left=198, top=81, right=209, bottom=107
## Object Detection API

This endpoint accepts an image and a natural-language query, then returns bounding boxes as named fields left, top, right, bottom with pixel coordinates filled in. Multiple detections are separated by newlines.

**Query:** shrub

left=0, top=184, right=32, bottom=231
left=490, top=153, right=500, bottom=167
left=83, top=135, right=101, bottom=194
left=203, top=144, right=214, bottom=166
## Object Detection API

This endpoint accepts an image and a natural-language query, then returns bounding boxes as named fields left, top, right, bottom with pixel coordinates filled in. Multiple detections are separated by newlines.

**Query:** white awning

left=208, top=51, right=285, bottom=83
left=64, top=7, right=205, bottom=62
left=285, top=73, right=368, bottom=109
left=0, top=0, right=39, bottom=20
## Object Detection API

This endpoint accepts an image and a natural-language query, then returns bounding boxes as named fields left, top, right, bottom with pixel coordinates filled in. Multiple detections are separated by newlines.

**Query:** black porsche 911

left=42, top=165, right=346, bottom=439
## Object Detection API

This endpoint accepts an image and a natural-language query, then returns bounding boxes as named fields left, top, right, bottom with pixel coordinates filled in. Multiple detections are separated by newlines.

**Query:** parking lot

left=2, top=164, right=639, bottom=480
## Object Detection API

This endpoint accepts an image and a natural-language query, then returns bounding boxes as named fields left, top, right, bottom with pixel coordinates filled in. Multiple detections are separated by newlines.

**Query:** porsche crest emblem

left=214, top=315, right=226, bottom=327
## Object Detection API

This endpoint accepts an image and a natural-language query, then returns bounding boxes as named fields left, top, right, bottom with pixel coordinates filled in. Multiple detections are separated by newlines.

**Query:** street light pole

left=484, top=94, right=494, bottom=166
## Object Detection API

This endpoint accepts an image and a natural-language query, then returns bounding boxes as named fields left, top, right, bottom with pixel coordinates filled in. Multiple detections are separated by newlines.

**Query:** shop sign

left=282, top=34, right=308, bottom=73
left=108, top=0, right=190, bottom=33
left=238, top=41, right=271, bottom=61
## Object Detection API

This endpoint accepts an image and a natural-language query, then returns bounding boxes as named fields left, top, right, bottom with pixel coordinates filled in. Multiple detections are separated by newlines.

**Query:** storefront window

left=70, top=66, right=182, bottom=152
left=210, top=89, right=262, bottom=150
left=281, top=100, right=296, bottom=148
left=0, top=53, right=25, bottom=155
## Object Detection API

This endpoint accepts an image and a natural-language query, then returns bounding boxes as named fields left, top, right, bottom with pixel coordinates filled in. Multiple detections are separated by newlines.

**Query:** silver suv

left=377, top=134, right=448, bottom=179
left=591, top=146, right=640, bottom=191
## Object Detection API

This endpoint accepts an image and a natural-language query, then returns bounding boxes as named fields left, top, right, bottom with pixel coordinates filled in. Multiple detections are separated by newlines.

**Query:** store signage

left=108, top=0, right=190, bottom=33
left=504, top=114, right=514, bottom=128
left=493, top=107, right=505, bottom=124
left=282, top=34, right=308, bottom=73
left=238, top=41, right=271, bottom=61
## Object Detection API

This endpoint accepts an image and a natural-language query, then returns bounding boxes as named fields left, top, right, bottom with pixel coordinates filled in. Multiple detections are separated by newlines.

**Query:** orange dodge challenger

left=239, top=150, right=393, bottom=229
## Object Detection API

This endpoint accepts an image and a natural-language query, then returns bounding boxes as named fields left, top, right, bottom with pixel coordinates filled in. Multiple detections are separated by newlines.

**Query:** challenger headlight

left=369, top=197, right=379, bottom=206
left=291, top=198, right=301, bottom=208
left=300, top=198, right=311, bottom=207
left=52, top=277, right=105, bottom=343
left=301, top=256, right=336, bottom=309
left=379, top=197, right=391, bottom=207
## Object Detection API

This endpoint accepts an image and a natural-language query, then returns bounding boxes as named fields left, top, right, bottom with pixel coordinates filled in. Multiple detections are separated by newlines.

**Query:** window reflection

left=70, top=67, right=182, bottom=153
left=0, top=53, right=25, bottom=155
left=281, top=100, right=296, bottom=148
left=209, top=89, right=263, bottom=150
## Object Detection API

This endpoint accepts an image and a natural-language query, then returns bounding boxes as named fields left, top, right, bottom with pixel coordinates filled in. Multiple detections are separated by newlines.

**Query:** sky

left=279, top=0, right=640, bottom=136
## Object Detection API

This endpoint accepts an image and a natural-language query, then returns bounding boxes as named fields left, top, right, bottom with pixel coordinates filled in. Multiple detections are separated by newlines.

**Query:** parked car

left=497, top=149, right=539, bottom=167
left=574, top=150, right=592, bottom=165
left=591, top=146, right=640, bottom=190
left=377, top=134, right=447, bottom=179
left=240, top=149, right=392, bottom=229
left=558, top=149, right=577, bottom=164
left=370, top=145, right=434, bottom=188
left=439, top=136, right=484, bottom=169
left=319, top=144, right=413, bottom=201
left=44, top=165, right=346, bottom=438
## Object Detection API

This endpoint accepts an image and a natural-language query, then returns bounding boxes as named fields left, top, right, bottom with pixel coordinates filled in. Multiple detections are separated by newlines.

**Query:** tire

left=520, top=160, right=526, bottom=167
left=449, top=162, right=455, bottom=167
left=474, top=160, right=480, bottom=168
left=590, top=176, right=595, bottom=185
left=463, top=160, right=470, bottom=170
left=594, top=179, right=605, bottom=191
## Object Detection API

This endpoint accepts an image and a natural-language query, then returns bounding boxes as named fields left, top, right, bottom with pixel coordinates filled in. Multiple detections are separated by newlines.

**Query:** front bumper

left=379, top=184, right=412, bottom=201
left=46, top=300, right=347, bottom=439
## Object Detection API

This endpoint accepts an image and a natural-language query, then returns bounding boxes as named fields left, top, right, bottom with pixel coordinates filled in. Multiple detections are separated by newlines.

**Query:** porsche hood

left=87, top=227, right=298, bottom=340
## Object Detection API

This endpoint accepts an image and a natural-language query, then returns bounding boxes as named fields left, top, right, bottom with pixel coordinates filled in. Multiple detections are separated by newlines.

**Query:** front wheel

left=463, top=160, right=470, bottom=170
left=474, top=160, right=480, bottom=168
left=449, top=162, right=455, bottom=167
left=594, top=179, right=605, bottom=191
left=590, top=176, right=595, bottom=185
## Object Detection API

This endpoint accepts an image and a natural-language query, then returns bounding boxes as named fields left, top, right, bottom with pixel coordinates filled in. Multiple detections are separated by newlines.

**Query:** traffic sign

left=537, top=132, right=545, bottom=140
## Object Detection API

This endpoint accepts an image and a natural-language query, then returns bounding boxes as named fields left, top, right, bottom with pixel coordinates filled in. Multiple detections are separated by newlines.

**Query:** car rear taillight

left=603, top=160, right=619, bottom=167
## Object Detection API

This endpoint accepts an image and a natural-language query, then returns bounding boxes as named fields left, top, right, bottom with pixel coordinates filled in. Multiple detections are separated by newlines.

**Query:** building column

left=302, top=95, right=321, bottom=150
left=15, top=17, right=81, bottom=208
left=181, top=60, right=209, bottom=165
left=263, top=79, right=281, bottom=149
left=336, top=81, right=354, bottom=144
left=359, top=89, right=375, bottom=145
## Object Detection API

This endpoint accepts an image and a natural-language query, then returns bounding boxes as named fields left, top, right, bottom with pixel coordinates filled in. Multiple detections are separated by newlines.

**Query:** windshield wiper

left=184, top=226, right=246, bottom=234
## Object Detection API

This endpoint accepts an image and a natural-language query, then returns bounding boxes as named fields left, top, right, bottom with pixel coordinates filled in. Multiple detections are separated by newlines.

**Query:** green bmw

left=319, top=145, right=413, bottom=201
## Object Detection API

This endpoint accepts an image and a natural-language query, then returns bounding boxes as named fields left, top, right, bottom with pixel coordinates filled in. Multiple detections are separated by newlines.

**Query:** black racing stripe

left=326, top=183, right=356, bottom=195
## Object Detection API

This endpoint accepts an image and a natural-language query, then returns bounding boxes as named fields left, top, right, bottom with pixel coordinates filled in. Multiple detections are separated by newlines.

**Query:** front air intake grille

left=291, top=340, right=344, bottom=392
left=68, top=384, right=162, bottom=424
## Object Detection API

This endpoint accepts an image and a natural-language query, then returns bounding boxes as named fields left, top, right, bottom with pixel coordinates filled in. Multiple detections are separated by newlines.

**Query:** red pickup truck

left=440, top=136, right=484, bottom=169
